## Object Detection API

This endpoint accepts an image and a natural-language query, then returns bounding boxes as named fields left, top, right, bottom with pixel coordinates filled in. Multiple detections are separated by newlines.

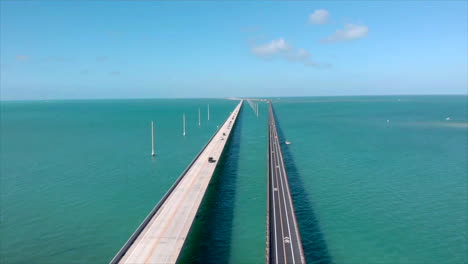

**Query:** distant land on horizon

left=1, top=93, right=467, bottom=102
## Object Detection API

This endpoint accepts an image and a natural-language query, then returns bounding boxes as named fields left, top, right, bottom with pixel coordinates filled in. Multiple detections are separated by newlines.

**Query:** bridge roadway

left=111, top=100, right=243, bottom=264
left=267, top=102, right=306, bottom=264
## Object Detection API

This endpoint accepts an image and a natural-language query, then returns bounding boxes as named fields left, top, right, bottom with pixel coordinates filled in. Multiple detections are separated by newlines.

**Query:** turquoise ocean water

left=274, top=96, right=467, bottom=264
left=1, top=96, right=466, bottom=263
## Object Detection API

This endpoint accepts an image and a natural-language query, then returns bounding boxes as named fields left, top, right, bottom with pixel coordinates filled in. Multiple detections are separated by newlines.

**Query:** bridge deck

left=267, top=102, right=305, bottom=264
left=112, top=100, right=243, bottom=264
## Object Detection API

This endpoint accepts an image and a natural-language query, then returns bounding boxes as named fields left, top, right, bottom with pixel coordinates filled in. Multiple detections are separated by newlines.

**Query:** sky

left=0, top=1, right=467, bottom=100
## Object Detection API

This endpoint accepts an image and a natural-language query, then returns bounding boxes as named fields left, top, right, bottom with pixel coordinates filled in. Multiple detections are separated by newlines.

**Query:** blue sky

left=0, top=1, right=467, bottom=100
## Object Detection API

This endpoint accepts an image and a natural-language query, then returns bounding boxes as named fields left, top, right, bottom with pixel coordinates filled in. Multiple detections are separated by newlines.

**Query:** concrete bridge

left=111, top=100, right=243, bottom=264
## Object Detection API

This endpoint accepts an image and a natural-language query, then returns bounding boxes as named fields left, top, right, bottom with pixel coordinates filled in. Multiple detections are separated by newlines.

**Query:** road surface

left=267, top=102, right=306, bottom=264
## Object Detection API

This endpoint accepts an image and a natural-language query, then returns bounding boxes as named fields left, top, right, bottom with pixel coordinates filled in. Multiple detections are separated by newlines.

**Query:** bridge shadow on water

left=273, top=109, right=333, bottom=264
left=177, top=108, right=244, bottom=264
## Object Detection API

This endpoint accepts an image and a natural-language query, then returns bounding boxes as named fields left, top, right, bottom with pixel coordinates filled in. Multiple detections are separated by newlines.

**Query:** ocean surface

left=1, top=96, right=466, bottom=264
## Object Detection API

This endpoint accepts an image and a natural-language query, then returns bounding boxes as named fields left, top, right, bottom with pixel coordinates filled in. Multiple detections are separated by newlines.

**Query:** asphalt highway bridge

left=267, top=101, right=306, bottom=264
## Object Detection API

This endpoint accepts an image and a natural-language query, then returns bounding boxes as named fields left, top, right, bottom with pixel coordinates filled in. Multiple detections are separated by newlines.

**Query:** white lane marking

left=273, top=128, right=296, bottom=264
left=270, top=128, right=279, bottom=264
left=272, top=144, right=287, bottom=264
left=271, top=115, right=284, bottom=263
left=277, top=132, right=305, bottom=263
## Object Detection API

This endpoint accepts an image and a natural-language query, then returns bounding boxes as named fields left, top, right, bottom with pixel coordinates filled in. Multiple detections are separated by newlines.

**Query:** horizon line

left=1, top=93, right=466, bottom=102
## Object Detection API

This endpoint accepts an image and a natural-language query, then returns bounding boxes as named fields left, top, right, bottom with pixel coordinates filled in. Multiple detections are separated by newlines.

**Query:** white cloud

left=322, top=24, right=369, bottom=43
left=251, top=38, right=291, bottom=57
left=309, top=9, right=330, bottom=24
left=251, top=38, right=329, bottom=67
left=286, top=48, right=311, bottom=61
